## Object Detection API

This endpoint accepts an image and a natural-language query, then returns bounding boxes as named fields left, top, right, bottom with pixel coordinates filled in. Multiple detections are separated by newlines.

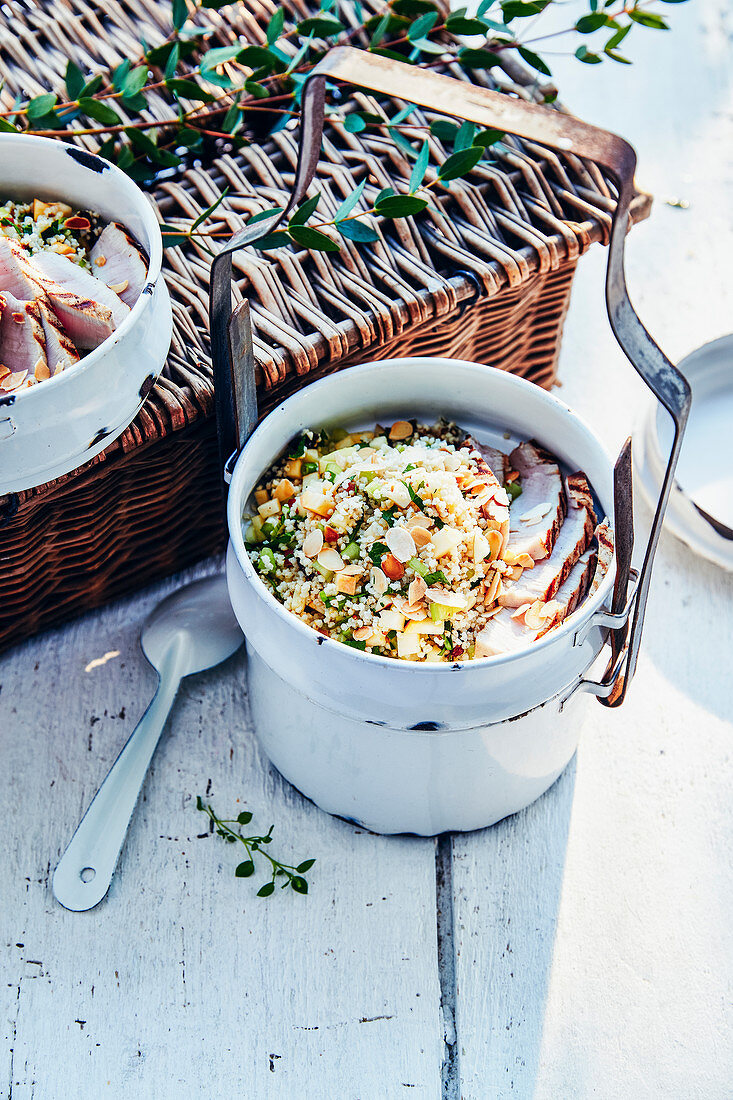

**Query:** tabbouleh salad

left=244, top=419, right=529, bottom=662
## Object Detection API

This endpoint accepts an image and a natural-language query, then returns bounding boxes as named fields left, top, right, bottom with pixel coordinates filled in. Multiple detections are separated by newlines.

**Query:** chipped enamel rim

left=227, top=357, right=616, bottom=672
left=0, top=133, right=163, bottom=400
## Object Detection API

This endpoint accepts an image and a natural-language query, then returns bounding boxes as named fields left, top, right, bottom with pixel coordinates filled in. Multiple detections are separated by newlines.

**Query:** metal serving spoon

left=52, top=575, right=243, bottom=912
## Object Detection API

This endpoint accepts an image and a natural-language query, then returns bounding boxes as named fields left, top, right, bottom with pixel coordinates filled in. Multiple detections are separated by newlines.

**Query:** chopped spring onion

left=342, top=541, right=360, bottom=561
left=506, top=480, right=522, bottom=501
left=258, top=547, right=277, bottom=573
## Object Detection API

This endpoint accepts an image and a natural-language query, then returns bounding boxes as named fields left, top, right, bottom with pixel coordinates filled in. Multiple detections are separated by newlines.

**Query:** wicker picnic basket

left=0, top=0, right=650, bottom=651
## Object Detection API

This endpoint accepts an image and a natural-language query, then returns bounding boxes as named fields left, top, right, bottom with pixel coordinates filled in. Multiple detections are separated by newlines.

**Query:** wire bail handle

left=210, top=46, right=690, bottom=707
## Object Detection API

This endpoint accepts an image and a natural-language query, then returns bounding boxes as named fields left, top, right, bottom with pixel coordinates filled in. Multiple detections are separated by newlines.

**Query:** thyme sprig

left=196, top=796, right=315, bottom=897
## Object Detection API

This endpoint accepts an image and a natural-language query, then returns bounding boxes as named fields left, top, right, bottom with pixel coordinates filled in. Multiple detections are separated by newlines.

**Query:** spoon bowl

left=53, top=575, right=243, bottom=912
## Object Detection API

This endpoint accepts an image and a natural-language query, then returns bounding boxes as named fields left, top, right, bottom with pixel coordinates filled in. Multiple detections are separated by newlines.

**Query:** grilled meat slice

left=37, top=298, right=80, bottom=375
left=506, top=441, right=566, bottom=562
left=499, top=471, right=597, bottom=608
left=0, top=291, right=48, bottom=384
left=28, top=251, right=127, bottom=349
left=0, top=237, right=43, bottom=300
left=90, top=222, right=148, bottom=308
left=589, top=519, right=614, bottom=596
left=473, top=441, right=509, bottom=485
left=475, top=548, right=597, bottom=657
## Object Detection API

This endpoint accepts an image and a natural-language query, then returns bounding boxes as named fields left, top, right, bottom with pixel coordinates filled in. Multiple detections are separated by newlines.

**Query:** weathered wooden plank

left=452, top=1, right=733, bottom=1094
left=0, top=562, right=444, bottom=1099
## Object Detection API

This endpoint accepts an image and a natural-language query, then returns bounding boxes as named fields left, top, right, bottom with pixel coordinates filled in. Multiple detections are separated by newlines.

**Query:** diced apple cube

left=378, top=610, right=406, bottom=633
left=258, top=498, right=281, bottom=518
left=255, top=489, right=269, bottom=505
left=273, top=478, right=295, bottom=502
left=335, top=573, right=358, bottom=596
left=431, top=526, right=462, bottom=558
left=396, top=632, right=420, bottom=658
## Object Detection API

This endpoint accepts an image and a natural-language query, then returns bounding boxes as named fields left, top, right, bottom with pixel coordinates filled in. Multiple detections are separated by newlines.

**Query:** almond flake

left=302, top=529, right=324, bottom=558
left=408, top=576, right=427, bottom=606
left=519, top=502, right=553, bottom=526
left=317, top=548, right=344, bottom=572
left=1, top=369, right=27, bottom=390
left=388, top=420, right=413, bottom=441
left=370, top=566, right=389, bottom=597
left=385, top=526, right=416, bottom=563
left=411, top=526, right=432, bottom=548
left=0, top=365, right=9, bottom=380
left=34, top=358, right=51, bottom=381
left=109, top=279, right=129, bottom=294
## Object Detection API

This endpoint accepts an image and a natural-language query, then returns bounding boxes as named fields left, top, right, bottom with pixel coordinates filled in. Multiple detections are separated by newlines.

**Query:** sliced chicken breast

left=475, top=548, right=597, bottom=657
left=90, top=222, right=148, bottom=308
left=28, top=251, right=127, bottom=349
left=0, top=237, right=43, bottom=300
left=0, top=291, right=48, bottom=385
left=506, top=441, right=566, bottom=562
left=589, top=519, right=614, bottom=596
left=498, top=471, right=596, bottom=609
left=37, top=297, right=80, bottom=375
left=473, top=441, right=509, bottom=485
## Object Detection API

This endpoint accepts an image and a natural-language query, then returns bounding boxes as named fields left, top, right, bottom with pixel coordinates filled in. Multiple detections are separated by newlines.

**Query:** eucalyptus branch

left=196, top=796, right=315, bottom=897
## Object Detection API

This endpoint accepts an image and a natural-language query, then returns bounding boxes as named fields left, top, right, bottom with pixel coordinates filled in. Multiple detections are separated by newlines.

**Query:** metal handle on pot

left=210, top=46, right=691, bottom=708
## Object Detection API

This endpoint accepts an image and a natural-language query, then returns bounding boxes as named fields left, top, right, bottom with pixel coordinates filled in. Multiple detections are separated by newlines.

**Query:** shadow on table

left=633, top=498, right=733, bottom=724
left=452, top=756, right=577, bottom=1100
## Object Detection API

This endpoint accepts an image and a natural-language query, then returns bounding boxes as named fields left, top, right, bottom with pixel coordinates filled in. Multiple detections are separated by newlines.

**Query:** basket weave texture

left=0, top=0, right=648, bottom=651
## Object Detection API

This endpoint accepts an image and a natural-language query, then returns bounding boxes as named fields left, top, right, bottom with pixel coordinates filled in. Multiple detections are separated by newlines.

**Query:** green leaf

left=333, top=178, right=367, bottom=221
left=190, top=187, right=229, bottom=231
left=237, top=810, right=253, bottom=825
left=112, top=60, right=131, bottom=92
left=296, top=859, right=316, bottom=873
left=409, top=36, right=446, bottom=55
left=166, top=78, right=214, bottom=103
left=177, top=127, right=203, bottom=147
left=409, top=141, right=430, bottom=193
left=438, top=145, right=483, bottom=181
left=247, top=206, right=284, bottom=225
left=255, top=230, right=292, bottom=250
left=27, top=93, right=57, bottom=120
left=368, top=542, right=389, bottom=564
left=474, top=127, right=504, bottom=148
left=291, top=876, right=309, bottom=894
left=200, top=45, right=241, bottom=72
left=78, top=97, right=121, bottom=125
left=375, top=194, right=428, bottom=218
left=575, top=45, right=603, bottom=64
left=344, top=113, right=367, bottom=132
left=289, top=225, right=340, bottom=251
left=501, top=0, right=550, bottom=18
left=237, top=45, right=285, bottom=72
left=407, top=11, right=438, bottom=40
left=375, top=187, right=395, bottom=205
left=266, top=7, right=284, bottom=43
left=80, top=74, right=104, bottom=97
left=430, top=119, right=459, bottom=143
left=172, top=0, right=188, bottom=30
left=235, top=860, right=256, bottom=877
left=393, top=0, right=438, bottom=14
left=65, top=60, right=84, bottom=100
left=446, top=15, right=490, bottom=34
left=605, top=23, right=632, bottom=50
left=289, top=192, right=321, bottom=225
left=454, top=121, right=476, bottom=152
left=196, top=795, right=205, bottom=811
left=628, top=10, right=669, bottom=28
left=458, top=47, right=502, bottom=69
left=123, top=66, right=148, bottom=98
left=164, top=43, right=180, bottom=80
left=575, top=12, right=609, bottom=32
left=369, top=12, right=390, bottom=47
left=297, top=14, right=344, bottom=36
left=0, top=118, right=18, bottom=133
left=257, top=881, right=276, bottom=897
left=517, top=45, right=552, bottom=76
left=337, top=219, right=379, bottom=243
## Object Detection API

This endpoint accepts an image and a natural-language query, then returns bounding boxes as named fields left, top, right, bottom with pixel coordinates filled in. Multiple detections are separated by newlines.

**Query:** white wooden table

left=2, top=4, right=732, bottom=1096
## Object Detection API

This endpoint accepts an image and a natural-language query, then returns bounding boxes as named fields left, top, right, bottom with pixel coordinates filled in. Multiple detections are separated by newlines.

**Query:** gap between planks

left=435, top=833, right=460, bottom=1100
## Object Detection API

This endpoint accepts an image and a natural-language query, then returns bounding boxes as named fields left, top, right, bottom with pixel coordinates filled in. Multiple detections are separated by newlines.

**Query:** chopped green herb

left=302, top=460, right=318, bottom=474
left=506, top=480, right=522, bottom=501
left=406, top=483, right=427, bottom=511
left=368, top=542, right=389, bottom=564
left=424, top=569, right=448, bottom=586
left=381, top=505, right=398, bottom=526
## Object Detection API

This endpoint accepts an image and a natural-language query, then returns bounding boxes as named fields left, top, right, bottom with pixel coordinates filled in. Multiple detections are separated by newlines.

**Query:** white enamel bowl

left=226, top=358, right=617, bottom=835
left=0, top=134, right=172, bottom=494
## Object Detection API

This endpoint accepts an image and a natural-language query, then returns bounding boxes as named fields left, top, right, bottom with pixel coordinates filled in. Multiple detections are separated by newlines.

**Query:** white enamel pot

left=212, top=49, right=690, bottom=833
left=225, top=357, right=616, bottom=835
left=0, top=134, right=172, bottom=495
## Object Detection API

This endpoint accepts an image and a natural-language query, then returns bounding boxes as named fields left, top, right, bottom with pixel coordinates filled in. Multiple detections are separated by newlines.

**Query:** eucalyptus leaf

left=297, top=14, right=344, bottom=36
left=64, top=60, right=84, bottom=100
left=517, top=45, right=552, bottom=75
left=438, top=145, right=483, bottom=181
left=78, top=97, right=121, bottom=125
left=374, top=194, right=428, bottom=217
left=337, top=219, right=379, bottom=243
left=267, top=7, right=285, bottom=43
left=172, top=0, right=188, bottom=31
left=409, top=141, right=430, bottom=193
left=289, top=224, right=340, bottom=251
left=27, top=93, right=57, bottom=119
left=333, top=178, right=367, bottom=221
left=289, top=192, right=321, bottom=225
left=407, top=11, right=438, bottom=40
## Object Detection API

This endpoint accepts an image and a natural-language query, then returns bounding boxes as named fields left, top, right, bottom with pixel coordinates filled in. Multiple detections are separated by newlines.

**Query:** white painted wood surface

left=2, top=2, right=732, bottom=1096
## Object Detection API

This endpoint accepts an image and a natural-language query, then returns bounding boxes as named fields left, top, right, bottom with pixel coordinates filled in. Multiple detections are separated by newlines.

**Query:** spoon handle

left=53, top=662, right=182, bottom=912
